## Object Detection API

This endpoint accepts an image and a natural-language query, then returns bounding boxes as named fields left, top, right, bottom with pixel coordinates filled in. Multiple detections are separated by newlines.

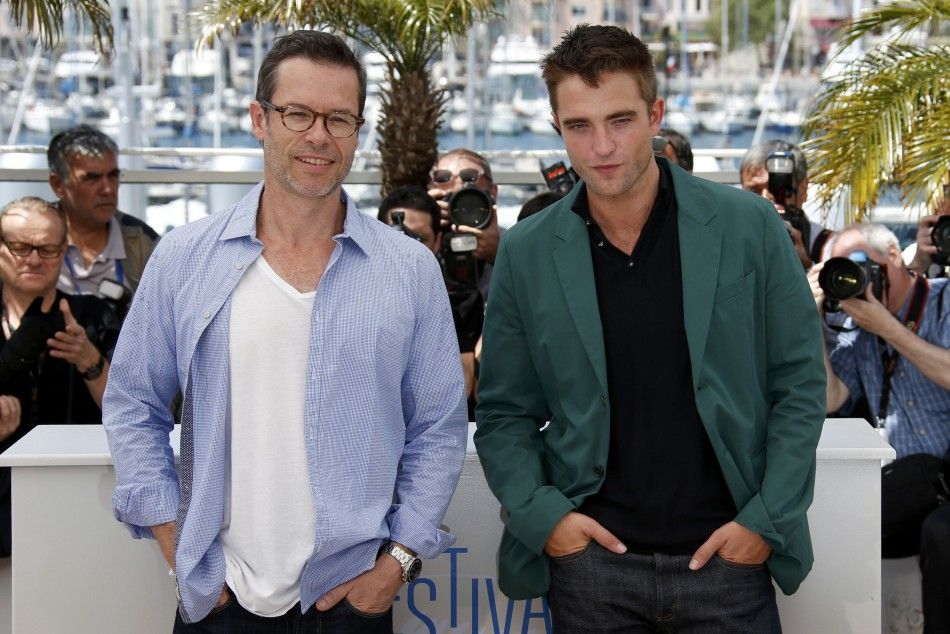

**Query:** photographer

left=378, top=186, right=483, bottom=412
left=741, top=140, right=833, bottom=268
left=808, top=222, right=950, bottom=632
left=906, top=185, right=950, bottom=278
left=427, top=149, right=500, bottom=301
left=1, top=196, right=119, bottom=556
left=48, top=125, right=159, bottom=316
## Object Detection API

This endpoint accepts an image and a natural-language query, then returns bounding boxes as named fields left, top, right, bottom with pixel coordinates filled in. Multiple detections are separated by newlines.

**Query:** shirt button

left=627, top=261, right=634, bottom=268
left=919, top=429, right=926, bottom=436
left=593, top=465, right=605, bottom=478
left=597, top=241, right=605, bottom=248
left=907, top=400, right=914, bottom=407
left=236, top=262, right=244, bottom=270
left=202, top=311, right=211, bottom=319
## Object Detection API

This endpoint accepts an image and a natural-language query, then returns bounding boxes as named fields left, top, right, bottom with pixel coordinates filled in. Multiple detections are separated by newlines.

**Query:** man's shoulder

left=115, top=211, right=160, bottom=241
left=350, top=206, right=436, bottom=263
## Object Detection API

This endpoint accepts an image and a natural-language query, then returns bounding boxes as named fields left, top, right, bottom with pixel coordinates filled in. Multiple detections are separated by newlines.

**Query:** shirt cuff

left=386, top=503, right=456, bottom=559
left=112, top=481, right=179, bottom=539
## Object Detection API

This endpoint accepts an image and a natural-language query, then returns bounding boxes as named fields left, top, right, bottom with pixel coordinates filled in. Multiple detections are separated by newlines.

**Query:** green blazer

left=473, top=160, right=826, bottom=599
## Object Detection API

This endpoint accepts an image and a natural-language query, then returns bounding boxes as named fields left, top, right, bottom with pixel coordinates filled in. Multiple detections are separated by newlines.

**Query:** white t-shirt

left=220, top=255, right=317, bottom=616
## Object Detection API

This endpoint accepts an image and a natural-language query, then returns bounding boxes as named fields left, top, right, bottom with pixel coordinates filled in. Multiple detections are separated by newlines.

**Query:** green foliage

left=197, top=0, right=499, bottom=193
left=706, top=0, right=787, bottom=49
left=3, top=0, right=114, bottom=53
left=803, top=0, right=950, bottom=220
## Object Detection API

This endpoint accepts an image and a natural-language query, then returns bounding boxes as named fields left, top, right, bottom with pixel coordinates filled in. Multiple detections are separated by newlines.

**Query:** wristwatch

left=384, top=542, right=422, bottom=582
left=81, top=353, right=106, bottom=381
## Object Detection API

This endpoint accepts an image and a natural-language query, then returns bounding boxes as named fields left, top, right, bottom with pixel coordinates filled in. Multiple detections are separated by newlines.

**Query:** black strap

left=809, top=228, right=833, bottom=264
left=877, top=275, right=929, bottom=426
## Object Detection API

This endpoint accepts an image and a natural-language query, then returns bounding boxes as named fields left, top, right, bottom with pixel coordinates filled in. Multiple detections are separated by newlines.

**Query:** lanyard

left=876, top=275, right=929, bottom=427
left=64, top=253, right=124, bottom=292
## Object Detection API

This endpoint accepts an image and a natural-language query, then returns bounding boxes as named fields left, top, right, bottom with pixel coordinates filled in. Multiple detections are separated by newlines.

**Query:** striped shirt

left=103, top=183, right=467, bottom=623
left=830, top=277, right=950, bottom=458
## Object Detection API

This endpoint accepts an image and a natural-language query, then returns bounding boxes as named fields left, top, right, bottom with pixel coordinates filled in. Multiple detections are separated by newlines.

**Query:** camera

left=541, top=161, right=577, bottom=196
left=818, top=250, right=886, bottom=312
left=931, top=216, right=950, bottom=264
left=766, top=151, right=797, bottom=206
left=389, top=211, right=423, bottom=243
left=440, top=233, right=479, bottom=292
left=447, top=185, right=492, bottom=230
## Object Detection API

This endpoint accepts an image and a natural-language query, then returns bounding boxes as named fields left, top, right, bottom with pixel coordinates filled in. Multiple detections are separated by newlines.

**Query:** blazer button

left=593, top=465, right=605, bottom=477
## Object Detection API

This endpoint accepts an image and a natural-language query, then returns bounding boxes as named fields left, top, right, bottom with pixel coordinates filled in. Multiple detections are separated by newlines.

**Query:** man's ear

left=49, top=172, right=65, bottom=198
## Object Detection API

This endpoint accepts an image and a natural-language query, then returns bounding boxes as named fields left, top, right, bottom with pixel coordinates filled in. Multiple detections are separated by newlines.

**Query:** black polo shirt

left=575, top=160, right=736, bottom=554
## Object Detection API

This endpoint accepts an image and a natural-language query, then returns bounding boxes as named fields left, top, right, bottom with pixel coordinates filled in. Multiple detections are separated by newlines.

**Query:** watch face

left=406, top=558, right=422, bottom=582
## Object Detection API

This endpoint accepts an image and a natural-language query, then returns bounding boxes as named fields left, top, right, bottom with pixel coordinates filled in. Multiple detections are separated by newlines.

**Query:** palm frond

left=804, top=44, right=950, bottom=220
left=834, top=0, right=950, bottom=55
left=4, top=0, right=114, bottom=53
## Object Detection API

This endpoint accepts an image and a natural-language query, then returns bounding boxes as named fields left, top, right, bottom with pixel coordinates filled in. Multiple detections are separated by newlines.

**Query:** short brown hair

left=0, top=197, right=67, bottom=243
left=256, top=30, right=367, bottom=115
left=541, top=24, right=657, bottom=113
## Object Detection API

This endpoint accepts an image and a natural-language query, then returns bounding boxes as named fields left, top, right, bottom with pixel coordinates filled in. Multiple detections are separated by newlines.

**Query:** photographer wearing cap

left=48, top=125, right=159, bottom=315
left=906, top=184, right=950, bottom=279
left=378, top=185, right=483, bottom=408
left=0, top=196, right=119, bottom=556
left=427, top=149, right=500, bottom=301
left=808, top=222, right=950, bottom=632
left=741, top=140, right=833, bottom=269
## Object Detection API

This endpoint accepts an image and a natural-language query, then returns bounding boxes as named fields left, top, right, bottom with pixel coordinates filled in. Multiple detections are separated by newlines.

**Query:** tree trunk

left=377, top=66, right=445, bottom=197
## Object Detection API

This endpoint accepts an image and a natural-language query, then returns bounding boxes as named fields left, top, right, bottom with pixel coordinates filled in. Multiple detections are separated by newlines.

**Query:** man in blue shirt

left=813, top=222, right=950, bottom=633
left=103, top=31, right=467, bottom=631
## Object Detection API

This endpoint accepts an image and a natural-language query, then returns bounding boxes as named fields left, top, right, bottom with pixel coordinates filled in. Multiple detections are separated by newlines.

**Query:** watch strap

left=81, top=353, right=105, bottom=380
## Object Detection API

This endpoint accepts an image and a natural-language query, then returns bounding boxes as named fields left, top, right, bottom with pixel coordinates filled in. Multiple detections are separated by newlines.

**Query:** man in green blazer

left=474, top=25, right=825, bottom=632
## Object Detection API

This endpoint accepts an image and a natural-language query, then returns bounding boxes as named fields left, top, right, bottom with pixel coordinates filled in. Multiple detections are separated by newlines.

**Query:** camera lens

left=819, top=257, right=867, bottom=300
left=448, top=187, right=493, bottom=229
left=931, top=216, right=950, bottom=256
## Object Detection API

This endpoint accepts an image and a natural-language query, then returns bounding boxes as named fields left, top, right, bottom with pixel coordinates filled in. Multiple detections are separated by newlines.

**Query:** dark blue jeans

left=172, top=593, right=393, bottom=634
left=547, top=542, right=781, bottom=633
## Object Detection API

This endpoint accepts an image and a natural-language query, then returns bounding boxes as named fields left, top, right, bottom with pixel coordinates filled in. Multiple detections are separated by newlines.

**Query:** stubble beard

left=262, top=135, right=353, bottom=201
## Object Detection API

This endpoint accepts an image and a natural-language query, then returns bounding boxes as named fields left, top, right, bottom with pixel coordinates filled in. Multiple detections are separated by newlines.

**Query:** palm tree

left=802, top=0, right=949, bottom=221
left=3, top=0, right=113, bottom=52
left=198, top=0, right=497, bottom=196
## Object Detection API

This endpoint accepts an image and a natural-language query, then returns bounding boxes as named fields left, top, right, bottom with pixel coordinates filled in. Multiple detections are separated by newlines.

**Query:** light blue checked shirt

left=103, top=183, right=467, bottom=623
left=830, top=276, right=950, bottom=459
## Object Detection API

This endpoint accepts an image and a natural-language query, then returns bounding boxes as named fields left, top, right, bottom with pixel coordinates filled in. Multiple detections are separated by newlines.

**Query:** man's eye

left=285, top=111, right=312, bottom=122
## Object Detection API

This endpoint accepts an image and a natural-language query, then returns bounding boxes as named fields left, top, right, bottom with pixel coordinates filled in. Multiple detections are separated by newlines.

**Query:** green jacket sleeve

left=474, top=238, right=575, bottom=555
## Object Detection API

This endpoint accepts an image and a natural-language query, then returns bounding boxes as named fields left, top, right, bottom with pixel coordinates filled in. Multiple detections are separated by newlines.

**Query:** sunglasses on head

left=430, top=168, right=483, bottom=185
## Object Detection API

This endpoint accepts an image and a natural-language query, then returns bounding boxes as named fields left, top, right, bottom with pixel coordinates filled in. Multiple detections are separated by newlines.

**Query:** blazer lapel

left=671, top=166, right=722, bottom=388
left=553, top=206, right=609, bottom=393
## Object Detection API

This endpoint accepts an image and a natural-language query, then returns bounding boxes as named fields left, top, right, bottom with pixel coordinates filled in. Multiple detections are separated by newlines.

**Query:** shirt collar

left=219, top=183, right=369, bottom=256
left=66, top=215, right=126, bottom=262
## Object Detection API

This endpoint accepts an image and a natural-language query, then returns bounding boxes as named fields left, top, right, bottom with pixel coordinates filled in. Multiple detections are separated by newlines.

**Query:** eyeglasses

left=2, top=240, right=65, bottom=259
left=259, top=100, right=364, bottom=138
left=430, top=168, right=484, bottom=185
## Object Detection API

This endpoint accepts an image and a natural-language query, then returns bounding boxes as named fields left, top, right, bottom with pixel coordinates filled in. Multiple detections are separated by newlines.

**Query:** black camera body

left=766, top=151, right=798, bottom=207
left=931, top=215, right=950, bottom=265
left=447, top=185, right=493, bottom=230
left=541, top=161, right=577, bottom=196
left=440, top=232, right=479, bottom=292
left=819, top=251, right=886, bottom=312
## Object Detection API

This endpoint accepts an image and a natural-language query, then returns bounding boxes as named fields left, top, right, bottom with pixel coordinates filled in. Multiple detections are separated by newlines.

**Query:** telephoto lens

left=818, top=251, right=884, bottom=304
left=448, top=187, right=493, bottom=229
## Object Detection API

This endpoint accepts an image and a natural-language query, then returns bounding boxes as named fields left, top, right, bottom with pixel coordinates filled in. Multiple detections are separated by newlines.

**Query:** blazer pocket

left=715, top=270, right=755, bottom=303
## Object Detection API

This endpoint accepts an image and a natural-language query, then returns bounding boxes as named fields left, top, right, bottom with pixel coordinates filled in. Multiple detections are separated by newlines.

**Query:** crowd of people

left=0, top=23, right=946, bottom=634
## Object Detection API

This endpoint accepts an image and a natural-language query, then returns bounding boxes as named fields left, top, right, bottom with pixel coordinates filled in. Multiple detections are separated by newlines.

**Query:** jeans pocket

left=207, top=594, right=234, bottom=617
left=713, top=553, right=765, bottom=571
left=342, top=597, right=391, bottom=619
left=549, top=540, right=595, bottom=564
